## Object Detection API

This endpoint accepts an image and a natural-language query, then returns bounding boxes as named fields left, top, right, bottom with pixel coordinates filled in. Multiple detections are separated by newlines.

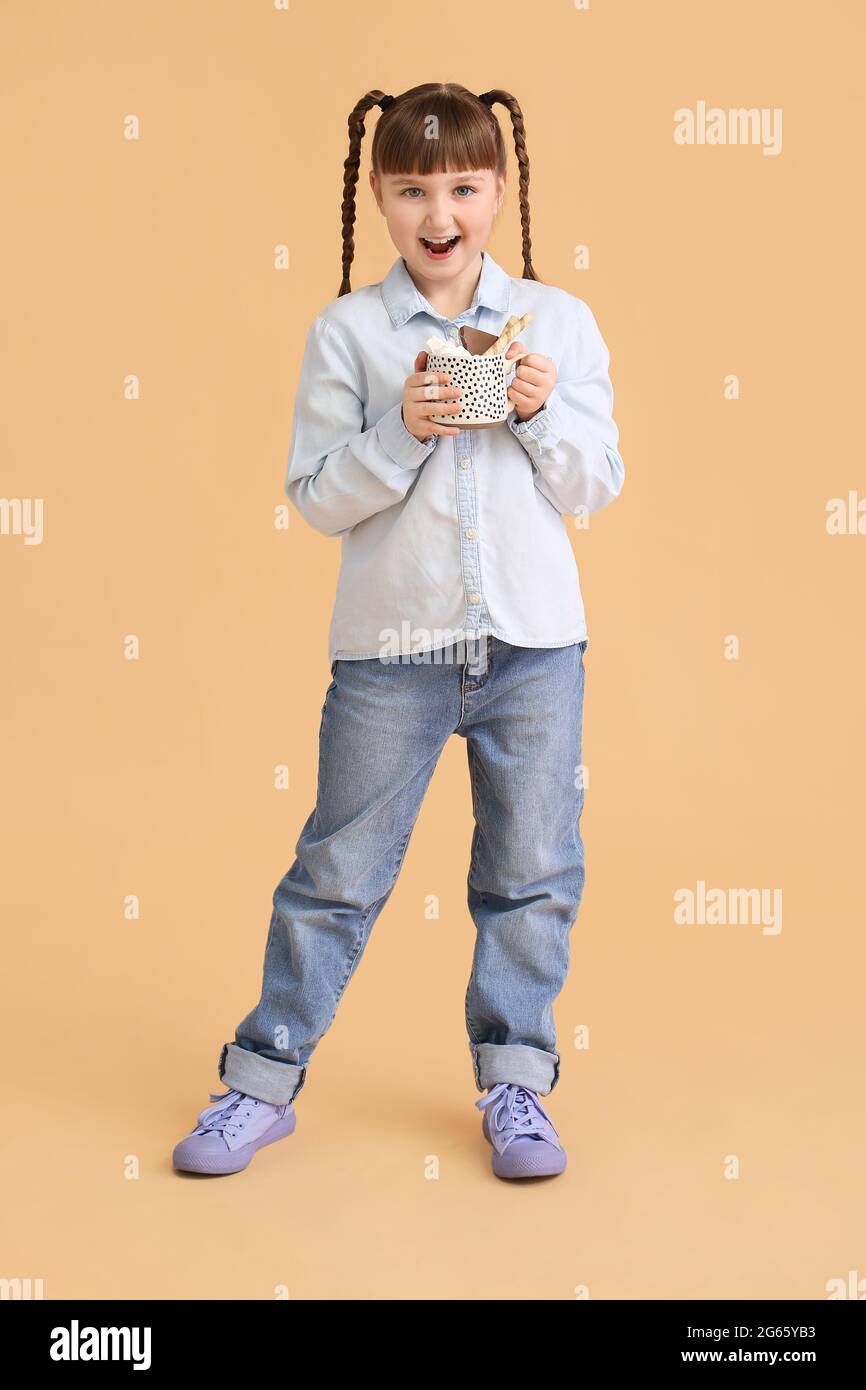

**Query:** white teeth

left=423, top=236, right=458, bottom=244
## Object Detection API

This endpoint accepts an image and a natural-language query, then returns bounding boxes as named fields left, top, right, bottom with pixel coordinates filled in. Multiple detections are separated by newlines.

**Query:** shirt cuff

left=376, top=402, right=439, bottom=469
left=507, top=389, right=568, bottom=447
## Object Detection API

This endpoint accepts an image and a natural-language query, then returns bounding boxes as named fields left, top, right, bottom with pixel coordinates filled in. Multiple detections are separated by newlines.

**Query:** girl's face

left=370, top=166, right=506, bottom=280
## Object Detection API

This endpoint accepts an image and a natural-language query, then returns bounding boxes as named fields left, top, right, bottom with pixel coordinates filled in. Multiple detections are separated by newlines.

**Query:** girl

left=173, top=83, right=624, bottom=1181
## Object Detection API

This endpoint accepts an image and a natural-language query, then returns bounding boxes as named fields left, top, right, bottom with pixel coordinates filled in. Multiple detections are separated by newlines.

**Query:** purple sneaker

left=172, top=1088, right=296, bottom=1175
left=476, top=1082, right=567, bottom=1179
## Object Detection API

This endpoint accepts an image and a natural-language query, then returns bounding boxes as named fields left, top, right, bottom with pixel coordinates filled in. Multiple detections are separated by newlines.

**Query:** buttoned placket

left=438, top=318, right=491, bottom=657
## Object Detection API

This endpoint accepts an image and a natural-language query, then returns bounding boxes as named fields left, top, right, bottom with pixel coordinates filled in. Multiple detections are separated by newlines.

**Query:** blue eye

left=399, top=185, right=477, bottom=197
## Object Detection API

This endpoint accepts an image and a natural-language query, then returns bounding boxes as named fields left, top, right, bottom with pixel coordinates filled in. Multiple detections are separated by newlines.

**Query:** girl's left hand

left=505, top=341, right=556, bottom=421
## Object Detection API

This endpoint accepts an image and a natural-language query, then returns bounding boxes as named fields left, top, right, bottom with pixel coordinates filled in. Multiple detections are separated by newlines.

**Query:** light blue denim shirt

left=285, top=250, right=625, bottom=661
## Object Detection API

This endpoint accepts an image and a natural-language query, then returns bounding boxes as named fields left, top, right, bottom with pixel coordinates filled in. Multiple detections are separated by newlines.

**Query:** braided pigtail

left=478, top=90, right=539, bottom=282
left=339, top=90, right=393, bottom=297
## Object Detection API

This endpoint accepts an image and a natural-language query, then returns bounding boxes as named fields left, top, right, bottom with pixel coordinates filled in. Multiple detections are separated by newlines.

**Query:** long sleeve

left=507, top=298, right=625, bottom=518
left=285, top=315, right=438, bottom=537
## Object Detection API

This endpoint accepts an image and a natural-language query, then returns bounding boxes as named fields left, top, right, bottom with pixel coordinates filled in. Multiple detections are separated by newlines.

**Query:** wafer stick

left=481, top=314, right=520, bottom=354
left=482, top=311, right=533, bottom=356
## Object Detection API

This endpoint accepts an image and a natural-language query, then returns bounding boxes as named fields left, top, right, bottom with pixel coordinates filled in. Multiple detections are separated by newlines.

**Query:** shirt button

left=468, top=591, right=481, bottom=605
left=459, top=458, right=472, bottom=469
left=464, top=527, right=476, bottom=539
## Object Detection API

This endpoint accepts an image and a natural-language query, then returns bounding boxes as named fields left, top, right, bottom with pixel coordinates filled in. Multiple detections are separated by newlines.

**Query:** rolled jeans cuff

left=469, top=1041, right=561, bottom=1096
left=218, top=1041, right=308, bottom=1107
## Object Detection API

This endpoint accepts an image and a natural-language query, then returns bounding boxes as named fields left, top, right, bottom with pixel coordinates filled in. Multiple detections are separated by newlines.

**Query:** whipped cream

left=424, top=333, right=473, bottom=357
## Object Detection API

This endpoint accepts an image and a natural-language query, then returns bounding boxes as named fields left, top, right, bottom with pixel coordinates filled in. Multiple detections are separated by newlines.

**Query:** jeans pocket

left=320, top=661, right=338, bottom=722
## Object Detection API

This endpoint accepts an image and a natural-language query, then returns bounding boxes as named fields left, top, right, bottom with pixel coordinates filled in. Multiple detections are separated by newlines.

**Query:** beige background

left=2, top=0, right=864, bottom=1300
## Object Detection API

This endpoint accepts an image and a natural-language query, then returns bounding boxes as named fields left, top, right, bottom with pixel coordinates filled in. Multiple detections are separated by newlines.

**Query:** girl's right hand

left=402, top=351, right=464, bottom=440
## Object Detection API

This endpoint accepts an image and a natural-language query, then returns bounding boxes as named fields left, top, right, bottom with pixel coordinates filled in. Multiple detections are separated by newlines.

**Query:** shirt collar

left=380, top=249, right=512, bottom=328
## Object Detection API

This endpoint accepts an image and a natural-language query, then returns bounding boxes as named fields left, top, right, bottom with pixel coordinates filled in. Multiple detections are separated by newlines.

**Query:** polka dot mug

left=425, top=345, right=531, bottom=430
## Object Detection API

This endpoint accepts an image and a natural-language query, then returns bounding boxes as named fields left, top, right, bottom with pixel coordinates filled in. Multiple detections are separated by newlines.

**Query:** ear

left=369, top=169, right=383, bottom=213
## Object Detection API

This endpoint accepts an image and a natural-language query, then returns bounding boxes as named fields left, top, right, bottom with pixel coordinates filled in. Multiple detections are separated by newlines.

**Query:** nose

left=421, top=196, right=459, bottom=234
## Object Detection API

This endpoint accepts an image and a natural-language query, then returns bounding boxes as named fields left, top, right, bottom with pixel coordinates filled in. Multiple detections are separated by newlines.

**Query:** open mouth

left=420, top=235, right=461, bottom=259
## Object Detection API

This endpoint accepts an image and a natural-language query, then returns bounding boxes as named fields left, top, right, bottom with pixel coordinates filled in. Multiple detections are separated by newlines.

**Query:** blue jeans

left=218, top=634, right=588, bottom=1105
